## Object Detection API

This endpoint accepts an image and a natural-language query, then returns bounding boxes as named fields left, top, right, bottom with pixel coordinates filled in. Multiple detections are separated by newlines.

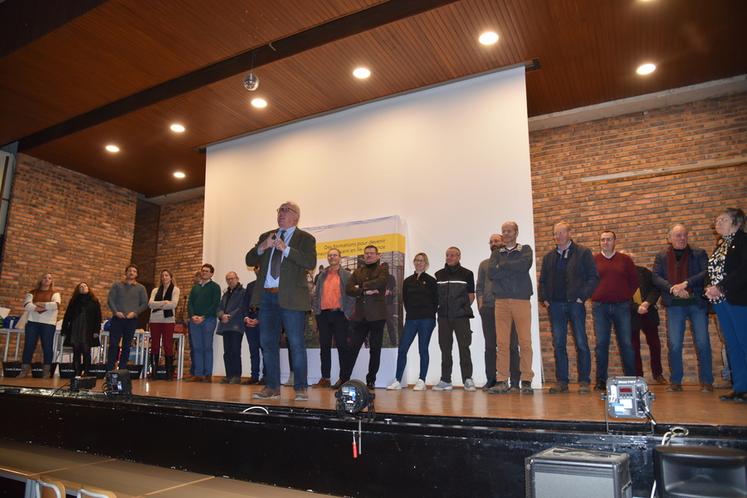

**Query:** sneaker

left=666, top=384, right=683, bottom=392
left=252, top=387, right=280, bottom=399
left=284, top=372, right=295, bottom=386
left=594, top=380, right=606, bottom=391
left=508, top=384, right=520, bottom=393
left=432, top=380, right=453, bottom=391
left=387, top=380, right=403, bottom=390
left=294, top=388, right=308, bottom=401
left=487, top=381, right=510, bottom=394
left=578, top=382, right=591, bottom=394
left=481, top=380, right=496, bottom=391
left=700, top=383, right=714, bottom=393
left=548, top=383, right=569, bottom=394
left=464, top=378, right=476, bottom=392
left=520, top=381, right=533, bottom=395
left=653, top=374, right=668, bottom=385
left=313, top=378, right=331, bottom=388
left=413, top=379, right=426, bottom=391
left=219, top=377, right=231, bottom=384
left=229, top=376, right=241, bottom=385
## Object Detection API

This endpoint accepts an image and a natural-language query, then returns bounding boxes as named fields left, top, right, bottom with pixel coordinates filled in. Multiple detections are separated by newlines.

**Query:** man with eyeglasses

left=245, top=201, right=317, bottom=401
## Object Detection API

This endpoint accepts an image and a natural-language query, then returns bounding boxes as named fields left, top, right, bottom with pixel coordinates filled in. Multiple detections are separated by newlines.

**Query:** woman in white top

left=148, top=270, right=180, bottom=380
left=20, top=273, right=61, bottom=378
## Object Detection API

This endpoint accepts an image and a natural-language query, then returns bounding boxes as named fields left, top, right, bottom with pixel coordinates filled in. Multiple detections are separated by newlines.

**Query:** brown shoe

left=241, top=376, right=259, bottom=385
left=578, top=382, right=590, bottom=394
left=666, top=384, right=683, bottom=392
left=202, top=376, right=212, bottom=383
left=219, top=377, right=231, bottom=384
left=653, top=375, right=668, bottom=385
left=700, top=383, right=714, bottom=393
left=186, top=375, right=204, bottom=382
left=548, top=383, right=569, bottom=394
left=313, top=378, right=331, bottom=388
left=252, top=387, right=280, bottom=399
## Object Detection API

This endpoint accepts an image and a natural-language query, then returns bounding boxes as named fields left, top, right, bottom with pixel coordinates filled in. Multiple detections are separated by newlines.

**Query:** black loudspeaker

left=104, top=369, right=132, bottom=397
left=526, top=447, right=632, bottom=498
left=58, top=363, right=76, bottom=379
left=31, top=362, right=58, bottom=378
left=654, top=445, right=747, bottom=497
left=154, top=365, right=169, bottom=380
left=88, top=363, right=107, bottom=379
left=2, top=361, right=21, bottom=377
left=124, top=364, right=143, bottom=379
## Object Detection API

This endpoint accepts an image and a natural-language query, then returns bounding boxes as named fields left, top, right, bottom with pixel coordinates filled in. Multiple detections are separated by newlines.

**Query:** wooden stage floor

left=2, top=376, right=744, bottom=428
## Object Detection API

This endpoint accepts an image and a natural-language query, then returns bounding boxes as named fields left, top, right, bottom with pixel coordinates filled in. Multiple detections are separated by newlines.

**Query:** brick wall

left=132, top=199, right=160, bottom=291
left=155, top=197, right=204, bottom=324
left=0, top=154, right=137, bottom=361
left=530, top=92, right=747, bottom=385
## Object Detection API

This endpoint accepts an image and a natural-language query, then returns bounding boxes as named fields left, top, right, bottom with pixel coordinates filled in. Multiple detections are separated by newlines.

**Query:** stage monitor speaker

left=104, top=369, right=132, bottom=397
left=654, top=445, right=747, bottom=498
left=526, top=447, right=632, bottom=498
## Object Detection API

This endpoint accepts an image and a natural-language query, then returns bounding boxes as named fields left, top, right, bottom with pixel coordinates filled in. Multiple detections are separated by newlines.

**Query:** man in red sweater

left=591, top=231, right=638, bottom=390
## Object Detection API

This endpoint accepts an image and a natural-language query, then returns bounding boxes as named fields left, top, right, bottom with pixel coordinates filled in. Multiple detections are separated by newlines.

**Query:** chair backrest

left=77, top=487, right=117, bottom=498
left=36, top=477, right=66, bottom=498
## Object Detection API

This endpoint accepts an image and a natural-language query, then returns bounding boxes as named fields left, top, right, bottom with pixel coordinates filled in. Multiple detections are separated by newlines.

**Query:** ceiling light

left=478, top=31, right=499, bottom=46
left=173, top=171, right=186, bottom=179
left=170, top=123, right=186, bottom=133
left=352, top=67, right=371, bottom=79
left=105, top=144, right=120, bottom=153
left=251, top=97, right=267, bottom=109
left=636, top=63, right=656, bottom=75
left=243, top=73, right=259, bottom=91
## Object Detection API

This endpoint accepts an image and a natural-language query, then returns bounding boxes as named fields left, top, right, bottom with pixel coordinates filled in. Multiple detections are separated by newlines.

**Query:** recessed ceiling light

left=173, top=171, right=186, bottom=179
left=251, top=97, right=268, bottom=109
left=170, top=123, right=186, bottom=133
left=352, top=67, right=371, bottom=79
left=636, top=62, right=656, bottom=75
left=105, top=144, right=120, bottom=153
left=478, top=31, right=499, bottom=46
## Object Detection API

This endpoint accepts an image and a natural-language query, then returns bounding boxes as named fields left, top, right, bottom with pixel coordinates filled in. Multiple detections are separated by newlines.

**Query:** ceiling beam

left=14, top=0, right=458, bottom=151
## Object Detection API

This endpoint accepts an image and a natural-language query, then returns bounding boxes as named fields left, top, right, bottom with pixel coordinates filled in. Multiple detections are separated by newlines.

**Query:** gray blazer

left=217, top=284, right=246, bottom=334
left=245, top=227, right=317, bottom=311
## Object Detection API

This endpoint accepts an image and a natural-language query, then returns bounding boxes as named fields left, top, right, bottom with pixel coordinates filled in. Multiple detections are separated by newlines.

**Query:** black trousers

left=341, top=319, right=385, bottom=384
left=317, top=310, right=350, bottom=379
left=438, top=317, right=473, bottom=383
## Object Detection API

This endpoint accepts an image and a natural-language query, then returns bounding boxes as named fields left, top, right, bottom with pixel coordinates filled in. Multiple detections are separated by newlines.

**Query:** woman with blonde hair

left=19, top=273, right=61, bottom=378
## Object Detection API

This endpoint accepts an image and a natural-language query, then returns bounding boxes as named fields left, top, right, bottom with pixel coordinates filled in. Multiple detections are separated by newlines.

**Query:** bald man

left=217, top=271, right=246, bottom=384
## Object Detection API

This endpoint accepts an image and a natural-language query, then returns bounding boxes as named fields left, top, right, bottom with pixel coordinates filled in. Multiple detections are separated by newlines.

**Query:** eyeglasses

left=277, top=206, right=298, bottom=214
left=715, top=216, right=730, bottom=224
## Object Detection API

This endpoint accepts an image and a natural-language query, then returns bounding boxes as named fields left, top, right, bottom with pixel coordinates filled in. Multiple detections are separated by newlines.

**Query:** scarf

left=666, top=245, right=690, bottom=286
left=31, top=289, right=54, bottom=302
left=155, top=283, right=174, bottom=318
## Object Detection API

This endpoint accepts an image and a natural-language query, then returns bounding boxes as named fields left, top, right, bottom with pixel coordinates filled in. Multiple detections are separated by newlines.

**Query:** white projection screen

left=204, top=65, right=541, bottom=387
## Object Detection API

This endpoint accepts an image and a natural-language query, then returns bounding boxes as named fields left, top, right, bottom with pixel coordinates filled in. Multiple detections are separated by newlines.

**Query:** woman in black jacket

left=61, top=282, right=102, bottom=376
left=705, top=208, right=747, bottom=402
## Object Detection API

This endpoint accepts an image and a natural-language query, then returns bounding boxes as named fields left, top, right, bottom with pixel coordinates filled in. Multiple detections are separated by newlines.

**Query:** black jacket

left=435, top=263, right=475, bottom=319
left=631, top=265, right=661, bottom=327
left=538, top=241, right=599, bottom=303
left=402, top=272, right=438, bottom=320
left=709, top=229, right=747, bottom=306
left=61, top=295, right=102, bottom=347
left=346, top=262, right=388, bottom=322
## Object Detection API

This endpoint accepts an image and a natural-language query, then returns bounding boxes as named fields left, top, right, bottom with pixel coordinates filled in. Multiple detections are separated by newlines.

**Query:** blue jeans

left=222, top=330, right=243, bottom=378
left=715, top=301, right=747, bottom=392
left=244, top=324, right=264, bottom=379
left=666, top=304, right=712, bottom=384
left=592, top=302, right=636, bottom=381
left=107, top=317, right=138, bottom=370
left=548, top=302, right=591, bottom=384
left=190, top=316, right=217, bottom=376
left=258, top=292, right=307, bottom=390
left=22, top=321, right=55, bottom=364
left=395, top=318, right=436, bottom=382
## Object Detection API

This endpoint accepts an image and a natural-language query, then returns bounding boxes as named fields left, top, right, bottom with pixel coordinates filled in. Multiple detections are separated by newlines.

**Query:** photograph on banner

left=306, top=215, right=406, bottom=349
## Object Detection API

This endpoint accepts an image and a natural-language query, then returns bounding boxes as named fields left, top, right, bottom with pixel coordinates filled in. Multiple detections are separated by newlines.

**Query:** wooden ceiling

left=1, top=0, right=745, bottom=197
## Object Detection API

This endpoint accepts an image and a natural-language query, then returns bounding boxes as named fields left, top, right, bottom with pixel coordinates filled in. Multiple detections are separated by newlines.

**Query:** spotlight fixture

left=479, top=31, right=499, bottom=46
left=636, top=62, right=656, bottom=75
left=335, top=379, right=375, bottom=420
left=170, top=123, right=186, bottom=133
left=173, top=171, right=186, bottom=179
left=602, top=376, right=655, bottom=433
left=243, top=73, right=260, bottom=91
left=352, top=67, right=371, bottom=79
left=105, top=144, right=120, bottom=153
left=251, top=97, right=268, bottom=109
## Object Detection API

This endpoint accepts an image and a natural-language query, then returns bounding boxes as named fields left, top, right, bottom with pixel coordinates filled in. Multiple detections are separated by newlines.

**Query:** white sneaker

left=464, top=378, right=476, bottom=392
left=413, top=379, right=426, bottom=391
left=432, top=380, right=453, bottom=391
left=386, top=380, right=402, bottom=390
left=284, top=372, right=294, bottom=386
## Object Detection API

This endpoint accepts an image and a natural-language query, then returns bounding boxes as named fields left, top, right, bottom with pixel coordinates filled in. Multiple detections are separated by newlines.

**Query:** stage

left=0, top=377, right=745, bottom=497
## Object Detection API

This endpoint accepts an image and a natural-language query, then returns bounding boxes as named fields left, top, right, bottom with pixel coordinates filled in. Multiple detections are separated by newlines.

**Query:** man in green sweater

left=187, top=263, right=221, bottom=381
